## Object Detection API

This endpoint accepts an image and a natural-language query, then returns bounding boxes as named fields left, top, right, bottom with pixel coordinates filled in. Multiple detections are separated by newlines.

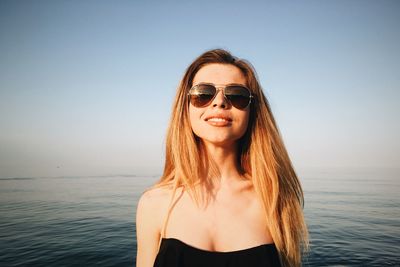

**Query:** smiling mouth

left=206, top=117, right=231, bottom=122
left=205, top=116, right=232, bottom=126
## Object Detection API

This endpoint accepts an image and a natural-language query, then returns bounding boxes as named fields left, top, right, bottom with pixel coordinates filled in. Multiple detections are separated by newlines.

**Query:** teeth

left=208, top=118, right=228, bottom=122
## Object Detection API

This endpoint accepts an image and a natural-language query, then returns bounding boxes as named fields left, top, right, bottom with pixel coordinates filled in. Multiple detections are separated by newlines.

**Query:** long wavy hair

left=156, top=49, right=308, bottom=267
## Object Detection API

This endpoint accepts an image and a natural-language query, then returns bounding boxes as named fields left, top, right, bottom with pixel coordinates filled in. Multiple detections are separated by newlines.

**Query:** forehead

left=192, top=63, right=246, bottom=85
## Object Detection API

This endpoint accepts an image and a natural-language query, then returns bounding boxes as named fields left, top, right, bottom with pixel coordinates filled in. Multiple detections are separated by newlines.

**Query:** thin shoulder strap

left=158, top=185, right=185, bottom=249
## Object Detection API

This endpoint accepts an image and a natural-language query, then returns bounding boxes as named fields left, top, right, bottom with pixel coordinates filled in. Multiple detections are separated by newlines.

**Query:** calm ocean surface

left=0, top=169, right=399, bottom=266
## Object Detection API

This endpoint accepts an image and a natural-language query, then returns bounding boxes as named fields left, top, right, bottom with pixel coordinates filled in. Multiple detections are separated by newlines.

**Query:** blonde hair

left=156, top=49, right=308, bottom=266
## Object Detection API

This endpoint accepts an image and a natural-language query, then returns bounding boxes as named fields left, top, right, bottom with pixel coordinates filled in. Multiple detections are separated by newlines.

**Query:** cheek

left=238, top=111, right=250, bottom=136
left=189, top=106, right=203, bottom=133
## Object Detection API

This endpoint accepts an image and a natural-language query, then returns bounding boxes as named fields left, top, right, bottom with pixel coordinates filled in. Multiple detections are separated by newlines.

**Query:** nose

left=211, top=88, right=229, bottom=109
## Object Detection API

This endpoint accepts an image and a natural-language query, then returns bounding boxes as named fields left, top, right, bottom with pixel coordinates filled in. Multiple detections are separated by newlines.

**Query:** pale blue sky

left=0, top=0, right=399, bottom=178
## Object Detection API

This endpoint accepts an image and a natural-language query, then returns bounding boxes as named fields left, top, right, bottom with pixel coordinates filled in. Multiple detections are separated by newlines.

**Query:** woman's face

left=189, top=63, right=250, bottom=148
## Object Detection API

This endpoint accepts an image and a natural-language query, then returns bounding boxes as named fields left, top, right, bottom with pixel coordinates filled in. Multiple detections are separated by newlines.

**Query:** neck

left=201, top=141, right=242, bottom=184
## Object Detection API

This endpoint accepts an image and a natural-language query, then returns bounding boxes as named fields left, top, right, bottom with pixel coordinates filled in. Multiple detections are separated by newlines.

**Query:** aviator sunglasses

left=188, top=83, right=253, bottom=109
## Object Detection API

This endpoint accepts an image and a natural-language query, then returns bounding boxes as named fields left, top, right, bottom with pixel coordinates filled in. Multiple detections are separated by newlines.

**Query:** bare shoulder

left=139, top=185, right=173, bottom=208
left=137, top=185, right=174, bottom=225
left=136, top=184, right=174, bottom=267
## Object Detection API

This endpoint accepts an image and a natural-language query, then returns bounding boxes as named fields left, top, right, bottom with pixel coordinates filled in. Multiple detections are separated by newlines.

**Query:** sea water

left=0, top=169, right=399, bottom=266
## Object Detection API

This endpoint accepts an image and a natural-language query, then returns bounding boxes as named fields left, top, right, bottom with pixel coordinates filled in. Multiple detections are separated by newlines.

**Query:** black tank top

left=153, top=238, right=282, bottom=267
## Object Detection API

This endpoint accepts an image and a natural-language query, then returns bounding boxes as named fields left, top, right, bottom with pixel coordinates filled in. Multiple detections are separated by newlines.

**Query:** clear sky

left=0, top=0, right=399, bottom=178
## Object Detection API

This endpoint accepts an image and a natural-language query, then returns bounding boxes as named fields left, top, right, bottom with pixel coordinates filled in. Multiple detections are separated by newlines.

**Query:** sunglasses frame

left=188, top=83, right=253, bottom=109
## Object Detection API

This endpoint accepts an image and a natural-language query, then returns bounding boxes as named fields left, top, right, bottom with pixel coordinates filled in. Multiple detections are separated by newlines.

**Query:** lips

left=204, top=115, right=232, bottom=126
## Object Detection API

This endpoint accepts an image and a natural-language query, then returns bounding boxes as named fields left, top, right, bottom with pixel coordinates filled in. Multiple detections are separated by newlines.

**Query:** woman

left=136, top=49, right=308, bottom=267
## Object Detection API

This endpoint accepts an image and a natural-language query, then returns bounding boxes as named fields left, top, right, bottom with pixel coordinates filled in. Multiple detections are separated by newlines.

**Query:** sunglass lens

left=189, top=84, right=216, bottom=107
left=225, top=86, right=251, bottom=109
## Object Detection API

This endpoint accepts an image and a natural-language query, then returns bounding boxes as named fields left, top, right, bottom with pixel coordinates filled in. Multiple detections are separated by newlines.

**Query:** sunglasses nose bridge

left=214, top=85, right=229, bottom=97
left=215, top=87, right=224, bottom=95
left=211, top=87, right=229, bottom=107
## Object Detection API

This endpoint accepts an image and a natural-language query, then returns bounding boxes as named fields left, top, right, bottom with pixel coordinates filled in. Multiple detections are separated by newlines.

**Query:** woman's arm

left=136, top=190, right=162, bottom=267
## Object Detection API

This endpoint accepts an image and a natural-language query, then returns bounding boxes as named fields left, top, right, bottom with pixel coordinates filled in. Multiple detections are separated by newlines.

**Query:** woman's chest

left=165, top=191, right=272, bottom=251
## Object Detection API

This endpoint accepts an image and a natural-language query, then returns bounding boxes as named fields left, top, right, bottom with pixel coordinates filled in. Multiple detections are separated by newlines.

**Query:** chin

left=200, top=135, right=241, bottom=147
